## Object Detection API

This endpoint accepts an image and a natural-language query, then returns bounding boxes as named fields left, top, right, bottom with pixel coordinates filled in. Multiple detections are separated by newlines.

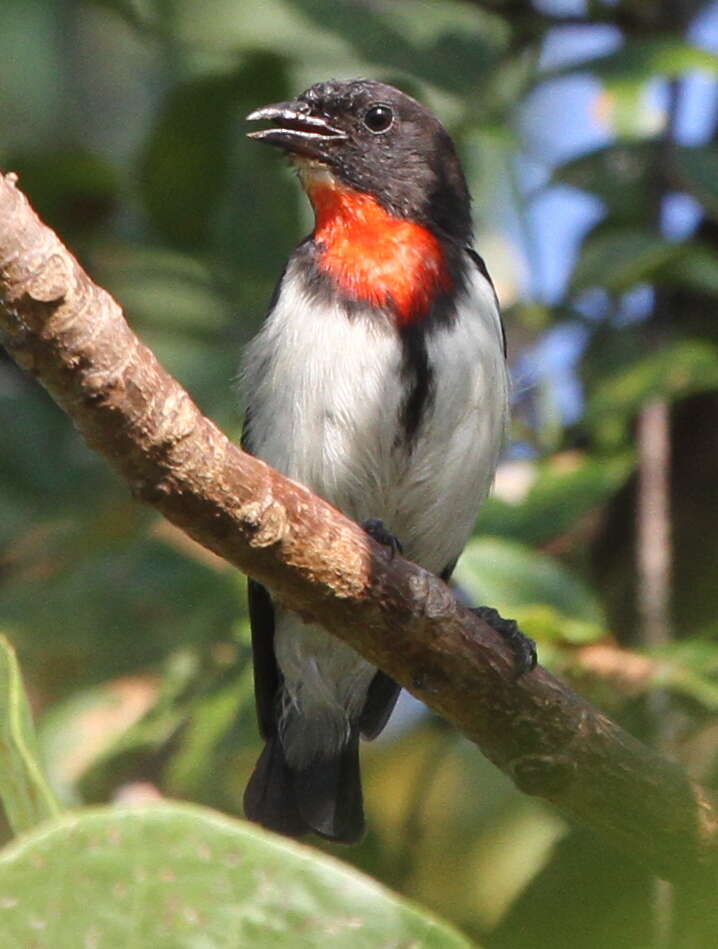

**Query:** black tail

left=243, top=736, right=307, bottom=838
left=243, top=732, right=364, bottom=844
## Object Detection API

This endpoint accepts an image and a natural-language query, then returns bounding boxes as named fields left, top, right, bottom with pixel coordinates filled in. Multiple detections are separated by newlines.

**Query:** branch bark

left=1, top=171, right=716, bottom=885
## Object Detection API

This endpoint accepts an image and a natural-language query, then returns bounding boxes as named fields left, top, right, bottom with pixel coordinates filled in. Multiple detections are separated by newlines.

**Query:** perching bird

left=241, top=78, right=532, bottom=844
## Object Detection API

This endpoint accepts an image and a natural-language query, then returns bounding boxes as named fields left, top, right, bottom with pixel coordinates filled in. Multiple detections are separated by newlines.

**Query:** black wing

left=247, top=579, right=279, bottom=739
left=242, top=416, right=281, bottom=740
left=359, top=670, right=401, bottom=740
left=466, top=247, right=507, bottom=359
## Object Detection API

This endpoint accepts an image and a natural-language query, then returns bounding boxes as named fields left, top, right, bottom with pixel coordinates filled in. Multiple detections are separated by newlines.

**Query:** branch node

left=235, top=499, right=288, bottom=548
left=408, top=571, right=456, bottom=619
left=24, top=254, right=69, bottom=303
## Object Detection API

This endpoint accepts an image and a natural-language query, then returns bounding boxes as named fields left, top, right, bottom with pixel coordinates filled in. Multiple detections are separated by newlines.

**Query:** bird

left=241, top=78, right=534, bottom=844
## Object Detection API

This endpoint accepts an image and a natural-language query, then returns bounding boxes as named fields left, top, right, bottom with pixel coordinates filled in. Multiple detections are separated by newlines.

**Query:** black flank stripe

left=399, top=324, right=434, bottom=446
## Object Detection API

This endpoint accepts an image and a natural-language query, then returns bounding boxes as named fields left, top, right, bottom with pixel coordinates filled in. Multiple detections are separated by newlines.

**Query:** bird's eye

left=364, top=105, right=394, bottom=133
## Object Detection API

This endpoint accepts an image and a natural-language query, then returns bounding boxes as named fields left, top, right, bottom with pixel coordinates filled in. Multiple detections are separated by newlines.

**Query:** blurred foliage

left=2, top=0, right=718, bottom=946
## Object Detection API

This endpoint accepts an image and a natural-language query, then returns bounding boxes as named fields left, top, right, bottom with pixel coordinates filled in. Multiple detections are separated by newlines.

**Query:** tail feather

left=244, top=732, right=365, bottom=844
left=295, top=731, right=364, bottom=844
left=243, top=736, right=307, bottom=838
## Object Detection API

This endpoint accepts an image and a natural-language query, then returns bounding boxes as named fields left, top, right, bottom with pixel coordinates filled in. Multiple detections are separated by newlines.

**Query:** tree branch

left=1, top=170, right=716, bottom=884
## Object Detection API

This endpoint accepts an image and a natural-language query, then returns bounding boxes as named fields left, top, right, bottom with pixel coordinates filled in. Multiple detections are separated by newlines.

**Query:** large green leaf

left=138, top=66, right=246, bottom=248
left=0, top=634, right=60, bottom=834
left=138, top=52, right=291, bottom=252
left=0, top=803, right=476, bottom=948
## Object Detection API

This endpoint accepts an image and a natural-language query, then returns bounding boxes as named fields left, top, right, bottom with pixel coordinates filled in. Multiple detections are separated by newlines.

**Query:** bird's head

left=247, top=79, right=472, bottom=246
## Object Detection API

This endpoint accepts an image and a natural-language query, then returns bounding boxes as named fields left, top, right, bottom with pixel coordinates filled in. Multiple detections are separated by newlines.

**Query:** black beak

left=246, top=101, right=347, bottom=160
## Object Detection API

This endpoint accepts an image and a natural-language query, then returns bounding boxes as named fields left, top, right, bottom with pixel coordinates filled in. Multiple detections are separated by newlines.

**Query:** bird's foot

left=472, top=606, right=537, bottom=678
left=362, top=518, right=403, bottom=558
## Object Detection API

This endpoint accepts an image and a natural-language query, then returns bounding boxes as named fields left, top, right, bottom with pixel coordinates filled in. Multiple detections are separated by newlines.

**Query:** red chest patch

left=309, top=182, right=452, bottom=325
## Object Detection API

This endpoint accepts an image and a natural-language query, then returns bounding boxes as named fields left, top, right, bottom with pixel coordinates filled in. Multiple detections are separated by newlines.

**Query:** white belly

left=243, top=262, right=508, bottom=572
left=241, top=257, right=508, bottom=764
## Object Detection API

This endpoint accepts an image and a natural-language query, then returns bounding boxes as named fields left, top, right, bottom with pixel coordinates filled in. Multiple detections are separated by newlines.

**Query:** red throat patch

left=307, top=180, right=452, bottom=325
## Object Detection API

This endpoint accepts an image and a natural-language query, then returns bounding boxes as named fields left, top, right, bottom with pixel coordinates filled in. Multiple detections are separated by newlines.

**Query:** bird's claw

left=472, top=606, right=537, bottom=677
left=362, top=518, right=403, bottom=558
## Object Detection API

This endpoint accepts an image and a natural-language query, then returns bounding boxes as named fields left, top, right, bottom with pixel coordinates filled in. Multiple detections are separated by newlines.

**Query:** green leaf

left=586, top=340, right=718, bottom=446
left=73, top=654, right=257, bottom=810
left=547, top=41, right=718, bottom=139
left=673, top=145, right=718, bottom=219
left=571, top=227, right=680, bottom=293
left=0, top=634, right=61, bottom=834
left=6, top=146, right=118, bottom=237
left=591, top=40, right=718, bottom=84
left=670, top=245, right=718, bottom=296
left=0, top=526, right=241, bottom=700
left=641, top=640, right=718, bottom=711
left=138, top=69, right=244, bottom=248
left=455, top=538, right=604, bottom=644
left=138, top=52, right=290, bottom=250
left=85, top=0, right=154, bottom=34
left=554, top=142, right=654, bottom=223
left=163, top=667, right=255, bottom=798
left=477, top=455, right=632, bottom=547
left=0, top=803, right=476, bottom=948
left=284, top=0, right=507, bottom=95
left=546, top=38, right=718, bottom=87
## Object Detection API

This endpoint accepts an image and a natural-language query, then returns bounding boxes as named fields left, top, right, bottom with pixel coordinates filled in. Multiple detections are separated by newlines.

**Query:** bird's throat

left=306, top=178, right=452, bottom=325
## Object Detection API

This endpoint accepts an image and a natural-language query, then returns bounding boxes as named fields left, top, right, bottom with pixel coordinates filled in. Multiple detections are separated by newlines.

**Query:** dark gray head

left=247, top=78, right=472, bottom=244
